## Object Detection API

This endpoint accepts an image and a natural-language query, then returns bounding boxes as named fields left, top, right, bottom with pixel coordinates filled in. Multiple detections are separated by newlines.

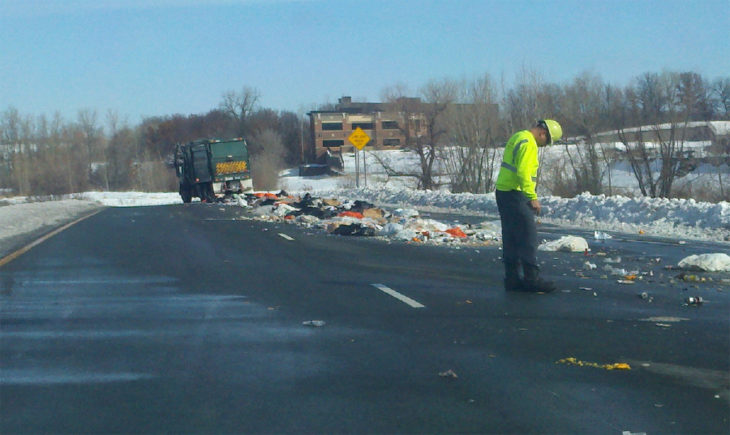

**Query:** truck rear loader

left=174, top=138, right=253, bottom=203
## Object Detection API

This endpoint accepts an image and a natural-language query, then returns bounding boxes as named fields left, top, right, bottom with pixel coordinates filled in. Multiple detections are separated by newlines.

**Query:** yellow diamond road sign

left=348, top=127, right=370, bottom=150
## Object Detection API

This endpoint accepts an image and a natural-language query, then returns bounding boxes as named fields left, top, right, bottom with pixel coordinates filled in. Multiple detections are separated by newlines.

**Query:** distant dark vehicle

left=174, top=138, right=253, bottom=203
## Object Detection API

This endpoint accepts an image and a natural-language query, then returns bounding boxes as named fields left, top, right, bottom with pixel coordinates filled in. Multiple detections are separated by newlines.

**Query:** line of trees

left=1, top=87, right=309, bottom=195
left=1, top=70, right=728, bottom=200
left=374, top=70, right=729, bottom=200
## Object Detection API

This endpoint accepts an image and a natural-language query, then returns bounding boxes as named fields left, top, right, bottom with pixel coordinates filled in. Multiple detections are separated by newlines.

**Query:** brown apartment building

left=308, top=96, right=429, bottom=161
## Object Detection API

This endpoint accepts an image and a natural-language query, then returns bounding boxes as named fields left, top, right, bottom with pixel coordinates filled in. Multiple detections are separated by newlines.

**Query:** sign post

left=348, top=127, right=371, bottom=188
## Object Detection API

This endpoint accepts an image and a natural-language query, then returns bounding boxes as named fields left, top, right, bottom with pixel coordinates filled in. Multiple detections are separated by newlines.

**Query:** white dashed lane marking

left=371, top=283, right=425, bottom=308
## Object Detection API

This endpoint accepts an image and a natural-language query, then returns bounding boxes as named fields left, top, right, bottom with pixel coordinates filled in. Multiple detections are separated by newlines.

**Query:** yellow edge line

left=0, top=208, right=104, bottom=268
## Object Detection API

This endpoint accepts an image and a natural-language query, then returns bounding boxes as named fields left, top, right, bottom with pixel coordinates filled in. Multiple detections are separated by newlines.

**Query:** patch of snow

left=0, top=199, right=100, bottom=254
left=678, top=253, right=730, bottom=272
left=77, top=191, right=182, bottom=207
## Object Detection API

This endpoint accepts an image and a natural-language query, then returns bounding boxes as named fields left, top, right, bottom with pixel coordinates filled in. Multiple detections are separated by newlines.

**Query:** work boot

left=503, top=261, right=524, bottom=292
left=523, top=264, right=557, bottom=293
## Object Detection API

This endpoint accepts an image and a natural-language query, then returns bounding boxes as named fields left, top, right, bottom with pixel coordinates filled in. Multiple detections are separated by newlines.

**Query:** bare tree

left=220, top=86, right=260, bottom=137
left=504, top=66, right=549, bottom=132
left=379, top=80, right=455, bottom=190
left=105, top=110, right=137, bottom=190
left=616, top=72, right=692, bottom=198
left=441, top=74, right=502, bottom=193
left=77, top=109, right=104, bottom=188
left=677, top=72, right=714, bottom=121
left=711, top=78, right=730, bottom=119
left=559, top=72, right=607, bottom=195
left=2, top=107, right=33, bottom=194
left=379, top=84, right=427, bottom=188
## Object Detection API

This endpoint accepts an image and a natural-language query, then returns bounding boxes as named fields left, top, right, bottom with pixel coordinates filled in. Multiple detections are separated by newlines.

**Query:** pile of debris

left=238, top=191, right=501, bottom=246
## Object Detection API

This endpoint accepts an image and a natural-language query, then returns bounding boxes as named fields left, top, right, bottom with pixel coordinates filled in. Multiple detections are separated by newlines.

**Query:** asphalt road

left=1, top=204, right=729, bottom=433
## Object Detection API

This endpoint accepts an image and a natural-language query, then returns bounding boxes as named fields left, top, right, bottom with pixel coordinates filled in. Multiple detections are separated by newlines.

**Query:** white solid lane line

left=278, top=233, right=294, bottom=241
left=371, top=283, right=425, bottom=308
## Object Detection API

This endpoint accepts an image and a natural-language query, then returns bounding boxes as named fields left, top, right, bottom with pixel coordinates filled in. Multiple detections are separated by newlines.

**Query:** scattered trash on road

left=639, top=316, right=689, bottom=323
left=638, top=292, right=653, bottom=302
left=685, top=296, right=704, bottom=306
left=538, top=236, right=589, bottom=252
left=235, top=191, right=501, bottom=247
left=556, top=357, right=631, bottom=371
left=302, top=320, right=326, bottom=327
left=677, top=272, right=708, bottom=282
left=438, top=369, right=459, bottom=379
left=594, top=231, right=612, bottom=240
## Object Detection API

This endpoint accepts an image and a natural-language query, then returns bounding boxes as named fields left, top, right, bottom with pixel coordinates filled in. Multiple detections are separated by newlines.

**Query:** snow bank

left=0, top=199, right=100, bottom=253
left=299, top=187, right=730, bottom=242
left=76, top=191, right=181, bottom=207
left=678, top=253, right=730, bottom=272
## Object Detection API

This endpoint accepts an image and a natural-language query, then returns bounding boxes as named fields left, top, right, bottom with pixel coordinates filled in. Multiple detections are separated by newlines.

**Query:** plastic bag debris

left=438, top=369, right=459, bottom=379
left=593, top=231, right=612, bottom=240
left=338, top=211, right=364, bottom=219
left=393, top=208, right=419, bottom=218
left=302, top=320, right=326, bottom=327
left=604, top=265, right=628, bottom=276
left=538, top=236, right=589, bottom=252
left=685, top=296, right=704, bottom=306
left=445, top=227, right=467, bottom=238
left=678, top=253, right=730, bottom=272
left=330, top=223, right=377, bottom=237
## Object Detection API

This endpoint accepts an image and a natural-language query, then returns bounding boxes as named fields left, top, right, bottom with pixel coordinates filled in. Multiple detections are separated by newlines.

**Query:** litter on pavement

left=232, top=191, right=501, bottom=247
left=302, top=320, right=326, bottom=327
left=438, top=369, right=459, bottom=379
left=538, top=236, right=589, bottom=252
left=556, top=357, right=631, bottom=371
left=222, top=191, right=730, bottom=299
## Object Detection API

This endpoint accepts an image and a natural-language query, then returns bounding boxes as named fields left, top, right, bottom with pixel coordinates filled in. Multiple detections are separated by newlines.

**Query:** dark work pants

left=496, top=189, right=538, bottom=268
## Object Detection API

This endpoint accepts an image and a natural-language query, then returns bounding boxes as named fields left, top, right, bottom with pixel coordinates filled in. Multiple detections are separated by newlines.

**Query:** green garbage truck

left=174, top=138, right=253, bottom=203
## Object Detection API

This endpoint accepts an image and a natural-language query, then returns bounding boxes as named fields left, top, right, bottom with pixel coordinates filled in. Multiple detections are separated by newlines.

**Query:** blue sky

left=1, top=0, right=728, bottom=124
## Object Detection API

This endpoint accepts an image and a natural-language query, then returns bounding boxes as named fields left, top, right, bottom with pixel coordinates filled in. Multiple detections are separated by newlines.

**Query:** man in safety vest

left=495, top=119, right=562, bottom=293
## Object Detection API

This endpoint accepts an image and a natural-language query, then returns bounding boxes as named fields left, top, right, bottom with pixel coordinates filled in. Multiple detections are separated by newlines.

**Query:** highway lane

left=1, top=204, right=728, bottom=433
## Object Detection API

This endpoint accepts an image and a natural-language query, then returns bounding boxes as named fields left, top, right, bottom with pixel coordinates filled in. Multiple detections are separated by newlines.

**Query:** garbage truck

left=174, top=138, right=253, bottom=203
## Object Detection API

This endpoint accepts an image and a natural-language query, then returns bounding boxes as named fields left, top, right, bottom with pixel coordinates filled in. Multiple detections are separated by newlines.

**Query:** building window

left=383, top=138, right=400, bottom=146
left=323, top=140, right=344, bottom=147
left=382, top=121, right=399, bottom=129
left=351, top=122, right=374, bottom=130
left=322, top=122, right=343, bottom=131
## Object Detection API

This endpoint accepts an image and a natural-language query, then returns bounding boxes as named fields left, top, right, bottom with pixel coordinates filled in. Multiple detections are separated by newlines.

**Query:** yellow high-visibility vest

left=495, top=130, right=539, bottom=199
